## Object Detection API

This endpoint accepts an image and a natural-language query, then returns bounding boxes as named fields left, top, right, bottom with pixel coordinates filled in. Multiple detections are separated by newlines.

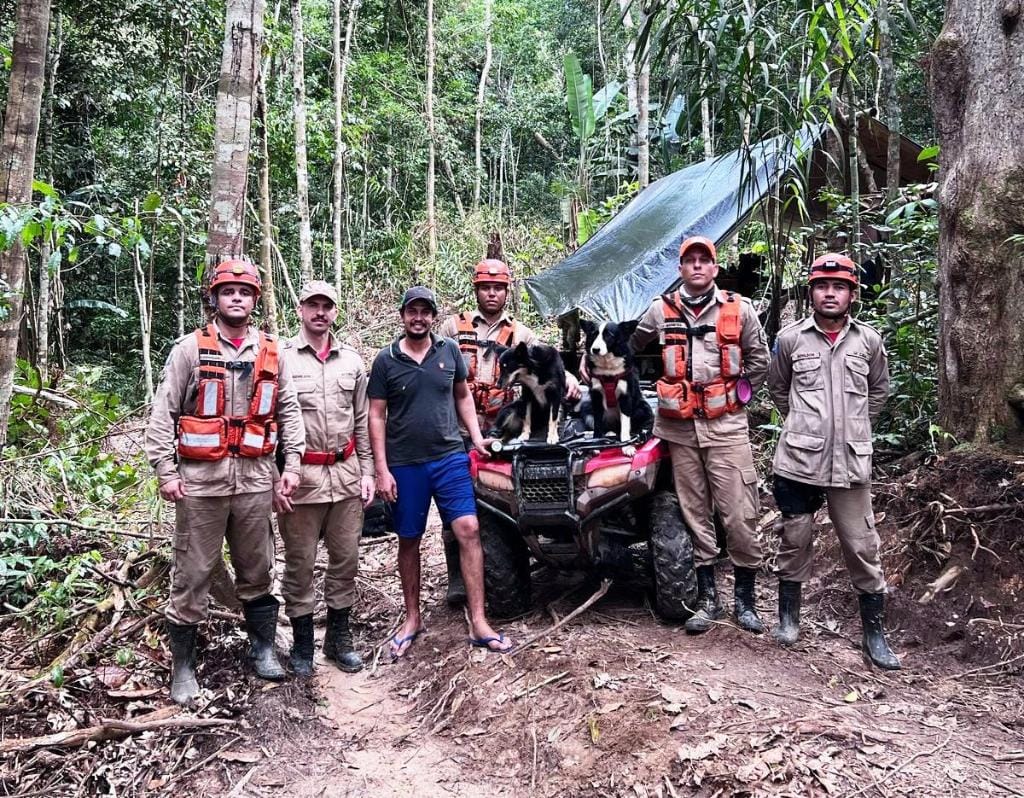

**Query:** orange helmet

left=808, top=253, right=858, bottom=287
left=472, top=258, right=512, bottom=286
left=209, top=259, right=262, bottom=296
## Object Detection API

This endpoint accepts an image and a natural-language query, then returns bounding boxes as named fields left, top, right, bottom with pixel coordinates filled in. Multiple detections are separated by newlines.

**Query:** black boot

left=772, top=580, right=802, bottom=646
left=685, top=565, right=725, bottom=633
left=289, top=614, right=315, bottom=677
left=166, top=622, right=200, bottom=705
left=444, top=537, right=467, bottom=607
left=733, top=566, right=766, bottom=634
left=243, top=596, right=286, bottom=681
left=859, top=593, right=901, bottom=670
left=323, top=607, right=364, bottom=673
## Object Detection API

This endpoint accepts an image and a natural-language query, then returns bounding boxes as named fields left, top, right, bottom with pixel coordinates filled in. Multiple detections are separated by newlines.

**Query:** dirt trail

left=230, top=516, right=1024, bottom=798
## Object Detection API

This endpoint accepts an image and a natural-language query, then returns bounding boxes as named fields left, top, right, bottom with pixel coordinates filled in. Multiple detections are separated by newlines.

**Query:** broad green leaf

left=143, top=191, right=163, bottom=213
left=592, top=81, right=622, bottom=123
left=917, top=144, right=939, bottom=162
left=32, top=180, right=59, bottom=200
left=108, top=241, right=122, bottom=258
left=564, top=53, right=595, bottom=142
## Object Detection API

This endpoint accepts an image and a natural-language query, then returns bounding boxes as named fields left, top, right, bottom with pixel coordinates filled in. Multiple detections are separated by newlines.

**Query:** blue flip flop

left=468, top=633, right=513, bottom=653
left=389, top=629, right=424, bottom=659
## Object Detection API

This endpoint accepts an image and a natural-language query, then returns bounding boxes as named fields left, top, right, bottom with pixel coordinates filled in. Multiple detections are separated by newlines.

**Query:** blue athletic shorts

left=389, top=452, right=477, bottom=538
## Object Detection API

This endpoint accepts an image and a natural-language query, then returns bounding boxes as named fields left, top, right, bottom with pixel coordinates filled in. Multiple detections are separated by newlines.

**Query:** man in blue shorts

left=368, top=286, right=514, bottom=658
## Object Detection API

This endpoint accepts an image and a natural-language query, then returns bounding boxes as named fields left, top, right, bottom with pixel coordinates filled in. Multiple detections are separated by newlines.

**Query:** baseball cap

left=299, top=280, right=339, bottom=304
left=679, top=235, right=717, bottom=262
left=400, top=285, right=438, bottom=313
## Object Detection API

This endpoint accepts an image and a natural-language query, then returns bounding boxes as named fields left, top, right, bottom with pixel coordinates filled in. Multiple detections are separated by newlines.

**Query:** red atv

left=469, top=428, right=698, bottom=620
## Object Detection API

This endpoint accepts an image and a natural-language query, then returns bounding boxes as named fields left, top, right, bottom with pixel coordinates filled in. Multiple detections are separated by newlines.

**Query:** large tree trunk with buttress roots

left=929, top=1, right=1024, bottom=444
left=0, top=0, right=52, bottom=446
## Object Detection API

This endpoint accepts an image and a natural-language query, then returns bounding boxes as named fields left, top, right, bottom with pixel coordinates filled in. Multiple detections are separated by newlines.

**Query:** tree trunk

left=289, top=0, right=313, bottom=284
left=36, top=8, right=61, bottom=384
left=929, top=1, right=1024, bottom=444
left=176, top=225, right=186, bottom=338
left=206, top=0, right=265, bottom=268
left=617, top=0, right=650, bottom=186
left=132, top=236, right=154, bottom=403
left=424, top=0, right=438, bottom=259
left=333, top=0, right=359, bottom=297
left=0, top=0, right=51, bottom=446
left=877, top=0, right=901, bottom=209
left=256, top=68, right=279, bottom=334
left=473, top=0, right=493, bottom=209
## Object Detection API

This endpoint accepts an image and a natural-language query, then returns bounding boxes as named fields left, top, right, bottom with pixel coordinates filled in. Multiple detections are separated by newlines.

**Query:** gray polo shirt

left=368, top=334, right=469, bottom=467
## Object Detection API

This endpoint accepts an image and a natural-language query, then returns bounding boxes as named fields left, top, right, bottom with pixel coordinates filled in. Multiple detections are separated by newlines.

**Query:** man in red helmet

left=436, top=259, right=578, bottom=605
left=630, top=235, right=770, bottom=635
left=767, top=252, right=900, bottom=670
left=145, top=258, right=307, bottom=703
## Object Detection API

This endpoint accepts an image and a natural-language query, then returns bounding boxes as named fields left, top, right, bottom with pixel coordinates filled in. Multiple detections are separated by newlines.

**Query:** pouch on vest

left=656, top=380, right=695, bottom=420
left=177, top=416, right=228, bottom=460
left=248, top=379, right=278, bottom=421
left=700, top=381, right=730, bottom=420
left=237, top=420, right=277, bottom=458
left=195, top=378, right=225, bottom=418
left=719, top=344, right=742, bottom=380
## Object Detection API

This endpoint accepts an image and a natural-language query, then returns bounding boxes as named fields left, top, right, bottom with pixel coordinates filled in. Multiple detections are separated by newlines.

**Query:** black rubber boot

left=733, top=566, right=766, bottom=634
left=289, top=614, right=315, bottom=677
left=323, top=607, right=364, bottom=673
left=685, top=565, right=726, bottom=633
left=243, top=596, right=286, bottom=681
left=859, top=593, right=901, bottom=670
left=166, top=622, right=200, bottom=705
left=771, top=580, right=802, bottom=646
left=444, top=537, right=467, bottom=607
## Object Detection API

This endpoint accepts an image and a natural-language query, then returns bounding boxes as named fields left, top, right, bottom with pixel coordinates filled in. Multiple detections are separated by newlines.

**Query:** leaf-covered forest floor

left=3, top=450, right=1023, bottom=796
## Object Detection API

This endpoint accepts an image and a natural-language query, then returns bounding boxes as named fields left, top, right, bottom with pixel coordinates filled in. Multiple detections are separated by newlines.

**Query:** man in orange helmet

left=767, top=252, right=900, bottom=670
left=436, top=259, right=578, bottom=605
left=145, top=258, right=307, bottom=703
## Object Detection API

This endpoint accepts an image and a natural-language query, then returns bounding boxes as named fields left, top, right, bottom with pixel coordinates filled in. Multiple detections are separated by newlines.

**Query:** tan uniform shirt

left=630, top=289, right=769, bottom=447
left=768, top=315, right=888, bottom=489
left=145, top=325, right=305, bottom=496
left=283, top=331, right=373, bottom=504
left=437, top=310, right=538, bottom=386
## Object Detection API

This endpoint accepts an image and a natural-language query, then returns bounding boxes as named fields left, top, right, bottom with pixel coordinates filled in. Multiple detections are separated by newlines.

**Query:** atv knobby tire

left=479, top=508, right=532, bottom=618
left=649, top=490, right=698, bottom=621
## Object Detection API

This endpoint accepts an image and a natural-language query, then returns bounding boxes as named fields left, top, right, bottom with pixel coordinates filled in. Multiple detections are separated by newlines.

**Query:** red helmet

left=472, top=258, right=512, bottom=286
left=209, top=259, right=262, bottom=296
left=808, top=253, right=858, bottom=287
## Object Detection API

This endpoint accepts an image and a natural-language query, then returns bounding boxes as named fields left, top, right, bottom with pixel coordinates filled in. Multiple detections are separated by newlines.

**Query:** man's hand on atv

left=564, top=373, right=582, bottom=402
left=472, top=437, right=496, bottom=457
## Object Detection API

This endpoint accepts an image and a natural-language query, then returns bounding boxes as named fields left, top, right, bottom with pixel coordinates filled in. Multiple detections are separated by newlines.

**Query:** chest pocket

left=295, top=378, right=318, bottom=410
left=843, top=356, right=870, bottom=396
left=792, top=356, right=823, bottom=390
left=336, top=374, right=356, bottom=407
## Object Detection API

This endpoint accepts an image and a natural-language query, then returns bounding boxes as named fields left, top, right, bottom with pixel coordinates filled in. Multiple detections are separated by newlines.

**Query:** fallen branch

left=504, top=578, right=612, bottom=659
left=0, top=707, right=234, bottom=754
left=918, top=563, right=966, bottom=604
left=12, top=384, right=79, bottom=408
left=512, top=670, right=570, bottom=700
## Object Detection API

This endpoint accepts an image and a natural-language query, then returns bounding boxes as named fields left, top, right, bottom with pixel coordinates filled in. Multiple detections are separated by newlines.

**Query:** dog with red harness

left=580, top=319, right=654, bottom=447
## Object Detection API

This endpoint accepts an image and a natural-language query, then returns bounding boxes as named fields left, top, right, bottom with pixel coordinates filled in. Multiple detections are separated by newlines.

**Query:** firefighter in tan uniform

left=630, top=236, right=770, bottom=634
left=274, top=281, right=375, bottom=676
left=767, top=253, right=900, bottom=670
left=145, top=259, right=305, bottom=704
left=437, top=259, right=579, bottom=605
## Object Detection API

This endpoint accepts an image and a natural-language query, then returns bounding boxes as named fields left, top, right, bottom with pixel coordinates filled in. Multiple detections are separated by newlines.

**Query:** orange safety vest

left=655, top=290, right=744, bottom=420
left=177, top=325, right=280, bottom=461
left=455, top=312, right=515, bottom=417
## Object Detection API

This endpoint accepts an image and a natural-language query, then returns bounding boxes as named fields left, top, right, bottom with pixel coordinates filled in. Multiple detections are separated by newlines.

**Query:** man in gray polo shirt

left=368, top=286, right=513, bottom=658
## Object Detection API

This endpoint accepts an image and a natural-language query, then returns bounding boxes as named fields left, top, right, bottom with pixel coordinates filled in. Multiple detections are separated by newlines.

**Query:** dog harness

left=177, top=324, right=280, bottom=461
left=594, top=372, right=627, bottom=409
left=656, top=290, right=744, bottom=421
left=455, top=312, right=515, bottom=417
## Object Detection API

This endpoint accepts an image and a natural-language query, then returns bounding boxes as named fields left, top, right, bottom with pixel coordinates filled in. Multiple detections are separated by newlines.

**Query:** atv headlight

left=478, top=469, right=514, bottom=492
left=586, top=463, right=632, bottom=489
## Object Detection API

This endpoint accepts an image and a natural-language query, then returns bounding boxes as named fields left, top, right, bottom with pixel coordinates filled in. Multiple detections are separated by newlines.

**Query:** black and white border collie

left=493, top=341, right=567, bottom=445
left=579, top=320, right=653, bottom=448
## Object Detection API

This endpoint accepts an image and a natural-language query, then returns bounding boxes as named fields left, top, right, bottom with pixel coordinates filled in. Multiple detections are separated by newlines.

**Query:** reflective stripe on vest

left=180, top=432, right=222, bottom=448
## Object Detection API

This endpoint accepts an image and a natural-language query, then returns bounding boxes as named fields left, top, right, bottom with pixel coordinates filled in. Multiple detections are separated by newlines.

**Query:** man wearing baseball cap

left=274, top=280, right=375, bottom=677
left=436, top=258, right=579, bottom=605
left=368, top=286, right=513, bottom=658
left=767, top=253, right=900, bottom=669
left=630, top=235, right=770, bottom=635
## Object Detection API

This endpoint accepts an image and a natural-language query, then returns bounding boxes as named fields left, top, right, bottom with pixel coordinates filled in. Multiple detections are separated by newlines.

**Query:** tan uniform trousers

left=166, top=490, right=275, bottom=626
left=278, top=498, right=363, bottom=618
left=668, top=441, right=762, bottom=569
left=776, top=485, right=886, bottom=594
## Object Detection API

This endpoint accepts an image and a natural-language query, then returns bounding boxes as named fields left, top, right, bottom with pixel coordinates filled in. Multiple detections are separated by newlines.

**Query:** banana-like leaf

left=593, top=81, right=623, bottom=123
left=65, top=299, right=129, bottom=318
left=564, top=53, right=595, bottom=142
